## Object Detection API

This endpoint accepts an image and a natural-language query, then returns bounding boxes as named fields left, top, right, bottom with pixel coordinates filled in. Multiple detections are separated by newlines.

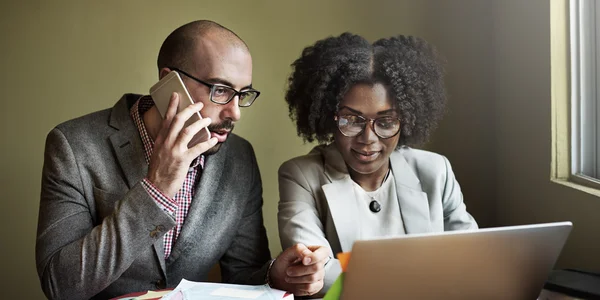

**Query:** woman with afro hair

left=277, top=33, right=478, bottom=296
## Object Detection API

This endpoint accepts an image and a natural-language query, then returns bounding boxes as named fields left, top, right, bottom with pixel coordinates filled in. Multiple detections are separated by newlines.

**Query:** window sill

left=551, top=177, right=600, bottom=198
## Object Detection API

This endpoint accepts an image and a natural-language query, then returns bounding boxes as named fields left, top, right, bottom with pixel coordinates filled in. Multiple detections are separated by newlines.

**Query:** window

left=570, top=0, right=600, bottom=186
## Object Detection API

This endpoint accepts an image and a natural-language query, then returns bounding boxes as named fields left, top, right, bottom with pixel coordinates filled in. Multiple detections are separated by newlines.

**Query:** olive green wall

left=0, top=1, right=430, bottom=297
left=2, top=1, right=598, bottom=299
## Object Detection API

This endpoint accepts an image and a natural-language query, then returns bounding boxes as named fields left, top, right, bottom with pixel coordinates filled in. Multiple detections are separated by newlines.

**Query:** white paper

left=210, top=287, right=265, bottom=298
left=160, top=279, right=293, bottom=300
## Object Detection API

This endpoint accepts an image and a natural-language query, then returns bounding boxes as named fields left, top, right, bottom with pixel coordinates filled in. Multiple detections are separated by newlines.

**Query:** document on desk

left=160, top=279, right=293, bottom=300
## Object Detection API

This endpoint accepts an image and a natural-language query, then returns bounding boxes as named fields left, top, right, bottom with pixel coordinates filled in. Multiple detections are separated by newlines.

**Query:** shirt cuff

left=141, top=178, right=178, bottom=217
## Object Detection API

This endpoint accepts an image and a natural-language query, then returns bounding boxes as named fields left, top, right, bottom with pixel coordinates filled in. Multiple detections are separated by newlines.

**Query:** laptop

left=341, top=221, right=572, bottom=300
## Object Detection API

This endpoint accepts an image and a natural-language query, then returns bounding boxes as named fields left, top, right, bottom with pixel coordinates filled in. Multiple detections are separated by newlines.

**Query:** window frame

left=570, top=0, right=600, bottom=188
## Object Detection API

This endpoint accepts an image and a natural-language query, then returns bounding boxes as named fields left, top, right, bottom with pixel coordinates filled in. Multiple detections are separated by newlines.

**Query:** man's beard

left=203, top=119, right=235, bottom=155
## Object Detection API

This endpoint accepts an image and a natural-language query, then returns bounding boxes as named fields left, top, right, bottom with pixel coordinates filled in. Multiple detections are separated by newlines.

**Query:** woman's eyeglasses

left=334, top=115, right=401, bottom=139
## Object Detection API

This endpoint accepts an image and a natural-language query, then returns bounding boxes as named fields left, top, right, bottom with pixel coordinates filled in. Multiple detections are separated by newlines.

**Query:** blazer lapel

left=390, top=150, right=432, bottom=234
left=320, top=144, right=433, bottom=250
left=320, top=145, right=360, bottom=253
left=108, top=94, right=165, bottom=275
left=322, top=180, right=359, bottom=253
left=108, top=95, right=148, bottom=189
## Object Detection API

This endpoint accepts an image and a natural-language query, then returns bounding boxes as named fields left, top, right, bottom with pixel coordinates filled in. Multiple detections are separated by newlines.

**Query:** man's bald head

left=157, top=20, right=248, bottom=74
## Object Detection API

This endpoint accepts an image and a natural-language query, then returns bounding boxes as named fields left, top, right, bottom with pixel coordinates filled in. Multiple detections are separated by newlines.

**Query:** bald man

left=36, top=20, right=328, bottom=300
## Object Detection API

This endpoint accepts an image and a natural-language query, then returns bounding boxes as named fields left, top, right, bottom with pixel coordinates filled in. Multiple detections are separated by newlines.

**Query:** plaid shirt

left=130, top=95, right=204, bottom=258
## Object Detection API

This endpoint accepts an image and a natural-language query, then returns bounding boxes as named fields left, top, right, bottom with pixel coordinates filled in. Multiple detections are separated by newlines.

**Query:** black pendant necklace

left=368, top=168, right=390, bottom=213
left=359, top=166, right=390, bottom=214
left=369, top=198, right=381, bottom=213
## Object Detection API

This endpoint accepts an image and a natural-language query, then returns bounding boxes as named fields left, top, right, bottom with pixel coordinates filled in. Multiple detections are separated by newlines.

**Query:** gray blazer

left=36, top=94, right=271, bottom=300
left=278, top=144, right=478, bottom=295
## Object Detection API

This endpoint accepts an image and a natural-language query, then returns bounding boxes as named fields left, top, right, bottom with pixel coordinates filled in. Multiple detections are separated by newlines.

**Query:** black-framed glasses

left=334, top=115, right=401, bottom=139
left=169, top=67, right=260, bottom=107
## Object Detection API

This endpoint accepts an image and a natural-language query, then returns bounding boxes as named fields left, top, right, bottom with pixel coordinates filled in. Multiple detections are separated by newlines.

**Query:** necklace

left=369, top=198, right=382, bottom=213
left=365, top=168, right=391, bottom=213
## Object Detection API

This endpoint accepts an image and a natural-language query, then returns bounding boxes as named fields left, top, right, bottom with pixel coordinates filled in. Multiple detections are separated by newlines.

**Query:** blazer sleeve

left=440, top=155, right=478, bottom=231
left=277, top=159, right=342, bottom=297
left=218, top=144, right=272, bottom=285
left=36, top=128, right=176, bottom=300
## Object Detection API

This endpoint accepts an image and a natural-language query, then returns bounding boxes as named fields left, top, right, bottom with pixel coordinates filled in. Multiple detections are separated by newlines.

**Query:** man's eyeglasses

left=334, top=115, right=401, bottom=139
left=169, top=67, right=260, bottom=107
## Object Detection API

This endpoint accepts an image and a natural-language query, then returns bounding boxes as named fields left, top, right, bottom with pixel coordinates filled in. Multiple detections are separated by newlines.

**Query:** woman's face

left=334, top=83, right=400, bottom=177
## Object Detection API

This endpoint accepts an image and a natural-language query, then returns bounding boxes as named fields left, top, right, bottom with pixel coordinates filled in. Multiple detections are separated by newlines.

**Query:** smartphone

left=149, top=71, right=210, bottom=148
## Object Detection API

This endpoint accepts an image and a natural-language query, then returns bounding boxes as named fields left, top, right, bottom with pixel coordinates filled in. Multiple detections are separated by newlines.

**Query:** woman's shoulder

left=395, top=147, right=450, bottom=173
left=398, top=146, right=445, bottom=160
left=279, top=145, right=328, bottom=174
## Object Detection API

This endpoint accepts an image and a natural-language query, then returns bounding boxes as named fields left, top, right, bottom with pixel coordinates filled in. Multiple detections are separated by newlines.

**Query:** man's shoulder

left=45, top=108, right=117, bottom=162
left=226, top=133, right=251, bottom=148
left=224, top=133, right=254, bottom=155
left=219, top=133, right=257, bottom=164
left=55, top=108, right=112, bottom=133
left=53, top=93, right=139, bottom=137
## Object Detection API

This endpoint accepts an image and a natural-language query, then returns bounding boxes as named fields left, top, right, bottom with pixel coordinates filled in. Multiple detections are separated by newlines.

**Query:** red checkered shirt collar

left=130, top=95, right=204, bottom=168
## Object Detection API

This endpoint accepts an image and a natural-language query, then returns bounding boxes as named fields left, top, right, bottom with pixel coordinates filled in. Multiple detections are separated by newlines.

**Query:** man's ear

left=158, top=67, right=172, bottom=80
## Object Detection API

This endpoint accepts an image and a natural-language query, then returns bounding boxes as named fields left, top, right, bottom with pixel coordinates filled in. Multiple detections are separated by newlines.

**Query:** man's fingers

left=281, top=244, right=328, bottom=266
left=155, top=93, right=180, bottom=143
left=279, top=243, right=310, bottom=263
left=285, top=262, right=323, bottom=278
left=176, top=117, right=212, bottom=147
left=164, top=92, right=180, bottom=120
left=270, top=244, right=328, bottom=297
left=302, top=245, right=330, bottom=265
left=289, top=282, right=324, bottom=297
left=297, top=244, right=312, bottom=264
left=285, top=272, right=324, bottom=284
left=167, top=101, right=204, bottom=138
left=189, top=137, right=218, bottom=157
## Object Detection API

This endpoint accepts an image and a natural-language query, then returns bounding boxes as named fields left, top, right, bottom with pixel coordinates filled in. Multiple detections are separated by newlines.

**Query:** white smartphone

left=149, top=71, right=210, bottom=148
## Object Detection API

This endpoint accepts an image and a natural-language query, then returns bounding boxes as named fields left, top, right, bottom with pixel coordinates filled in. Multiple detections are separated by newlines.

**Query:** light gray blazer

left=36, top=94, right=271, bottom=300
left=278, top=144, right=478, bottom=295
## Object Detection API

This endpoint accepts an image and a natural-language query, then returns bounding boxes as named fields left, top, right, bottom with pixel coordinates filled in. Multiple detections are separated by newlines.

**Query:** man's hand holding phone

left=147, top=92, right=217, bottom=198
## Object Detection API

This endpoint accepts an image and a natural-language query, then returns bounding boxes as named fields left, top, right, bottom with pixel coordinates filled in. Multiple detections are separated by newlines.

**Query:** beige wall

left=2, top=0, right=598, bottom=298
left=492, top=0, right=600, bottom=270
